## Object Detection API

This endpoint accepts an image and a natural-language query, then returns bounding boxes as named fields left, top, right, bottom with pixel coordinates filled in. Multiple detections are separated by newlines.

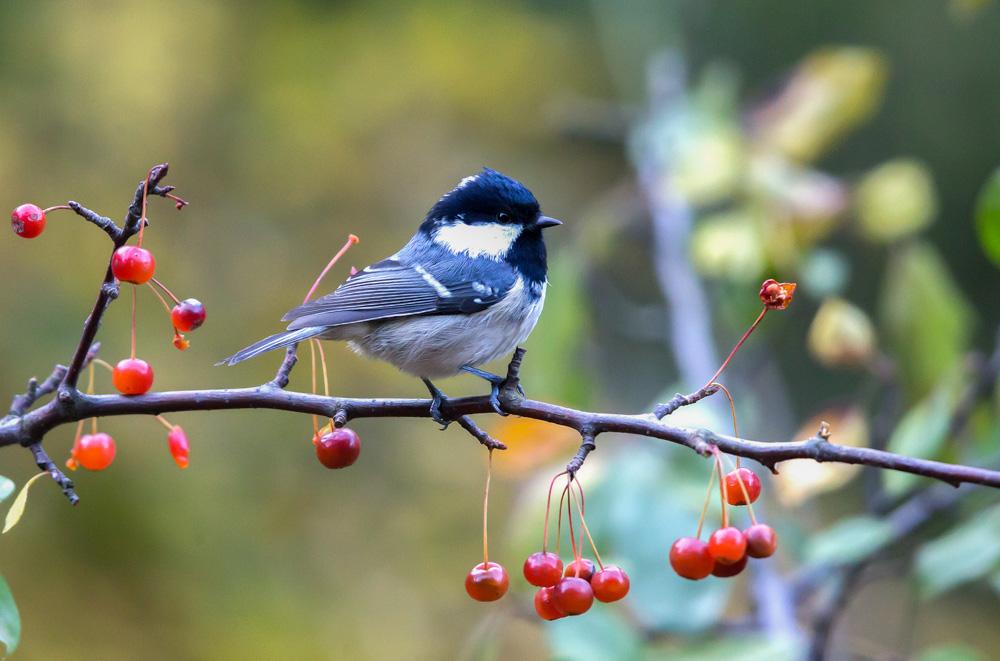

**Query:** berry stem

left=314, top=340, right=333, bottom=428
left=695, top=459, right=718, bottom=539
left=41, top=204, right=72, bottom=214
left=482, top=449, right=493, bottom=566
left=146, top=281, right=175, bottom=317
left=702, top=307, right=768, bottom=391
left=570, top=480, right=604, bottom=570
left=309, top=341, right=319, bottom=439
left=130, top=284, right=137, bottom=360
left=164, top=192, right=189, bottom=209
left=302, top=234, right=360, bottom=305
left=541, top=470, right=568, bottom=553
left=150, top=277, right=181, bottom=305
left=711, top=381, right=741, bottom=468
left=88, top=363, right=98, bottom=435
left=155, top=415, right=175, bottom=432
left=714, top=449, right=729, bottom=529
left=92, top=358, right=114, bottom=373
left=555, top=481, right=570, bottom=557
left=565, top=482, right=581, bottom=568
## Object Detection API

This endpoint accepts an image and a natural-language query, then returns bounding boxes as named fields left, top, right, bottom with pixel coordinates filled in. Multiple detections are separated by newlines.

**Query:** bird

left=219, top=168, right=561, bottom=424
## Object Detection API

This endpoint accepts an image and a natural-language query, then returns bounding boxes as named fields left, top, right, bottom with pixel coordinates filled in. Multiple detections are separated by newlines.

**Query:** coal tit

left=221, top=168, right=561, bottom=419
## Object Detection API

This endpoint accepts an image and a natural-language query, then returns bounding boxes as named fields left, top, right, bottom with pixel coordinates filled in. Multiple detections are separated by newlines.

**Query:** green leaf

left=2, top=472, right=47, bottom=534
left=880, top=242, right=973, bottom=399
left=804, top=516, right=894, bottom=566
left=0, top=478, right=12, bottom=505
left=654, top=634, right=803, bottom=661
left=915, top=504, right=1000, bottom=598
left=548, top=607, right=641, bottom=661
left=975, top=167, right=1000, bottom=269
left=882, top=370, right=963, bottom=497
left=917, top=644, right=985, bottom=661
left=0, top=575, right=20, bottom=656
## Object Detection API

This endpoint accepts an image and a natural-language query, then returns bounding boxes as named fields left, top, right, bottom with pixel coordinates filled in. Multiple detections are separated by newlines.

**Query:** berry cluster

left=462, top=465, right=631, bottom=621
left=13, top=169, right=199, bottom=473
left=669, top=454, right=777, bottom=581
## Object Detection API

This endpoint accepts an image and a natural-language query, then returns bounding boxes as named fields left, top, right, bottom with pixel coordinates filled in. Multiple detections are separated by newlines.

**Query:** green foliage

left=0, top=478, right=12, bottom=504
left=548, top=608, right=641, bottom=661
left=0, top=576, right=20, bottom=656
left=883, top=368, right=964, bottom=497
left=880, top=242, right=974, bottom=399
left=916, top=504, right=1000, bottom=598
left=975, top=167, right=1000, bottom=269
left=804, top=516, right=893, bottom=566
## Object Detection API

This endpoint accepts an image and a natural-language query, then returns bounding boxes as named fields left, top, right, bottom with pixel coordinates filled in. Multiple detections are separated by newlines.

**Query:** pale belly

left=327, top=280, right=545, bottom=378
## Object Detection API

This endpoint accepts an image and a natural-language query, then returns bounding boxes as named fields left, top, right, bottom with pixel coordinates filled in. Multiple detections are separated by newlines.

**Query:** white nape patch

left=433, top=222, right=522, bottom=261
left=457, top=174, right=479, bottom=189
left=413, top=264, right=451, bottom=298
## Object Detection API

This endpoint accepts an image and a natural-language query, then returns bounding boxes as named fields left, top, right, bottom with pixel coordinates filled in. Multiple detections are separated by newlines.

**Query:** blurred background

left=1, top=1, right=1000, bottom=659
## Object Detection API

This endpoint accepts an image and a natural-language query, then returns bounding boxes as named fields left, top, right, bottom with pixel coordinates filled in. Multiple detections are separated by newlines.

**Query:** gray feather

left=217, top=327, right=326, bottom=366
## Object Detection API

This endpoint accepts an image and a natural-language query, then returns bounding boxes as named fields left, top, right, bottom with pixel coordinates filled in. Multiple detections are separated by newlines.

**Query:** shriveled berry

left=591, top=565, right=630, bottom=602
left=563, top=558, right=595, bottom=581
left=72, top=433, right=116, bottom=471
left=111, top=245, right=156, bottom=284
left=112, top=358, right=154, bottom=395
left=745, top=524, right=778, bottom=558
left=171, top=298, right=206, bottom=332
left=168, top=426, right=190, bottom=469
left=315, top=427, right=361, bottom=469
left=11, top=204, right=45, bottom=238
left=711, top=553, right=748, bottom=578
left=725, top=468, right=761, bottom=505
left=669, top=537, right=714, bottom=580
left=533, top=587, right=566, bottom=621
left=553, top=577, right=593, bottom=615
left=465, top=562, right=509, bottom=602
left=523, top=551, right=563, bottom=587
left=708, top=527, right=747, bottom=565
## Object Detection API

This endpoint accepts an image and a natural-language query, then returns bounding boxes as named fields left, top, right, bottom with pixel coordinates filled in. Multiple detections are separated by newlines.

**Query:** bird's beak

left=533, top=215, right=563, bottom=229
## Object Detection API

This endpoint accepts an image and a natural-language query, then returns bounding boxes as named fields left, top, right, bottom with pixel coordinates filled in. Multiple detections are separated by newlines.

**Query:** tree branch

left=5, top=363, right=1000, bottom=490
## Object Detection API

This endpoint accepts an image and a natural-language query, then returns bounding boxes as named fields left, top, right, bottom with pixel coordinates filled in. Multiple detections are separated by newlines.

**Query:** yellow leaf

left=775, top=408, right=869, bottom=506
left=488, top=417, right=579, bottom=477
left=2, top=472, right=48, bottom=535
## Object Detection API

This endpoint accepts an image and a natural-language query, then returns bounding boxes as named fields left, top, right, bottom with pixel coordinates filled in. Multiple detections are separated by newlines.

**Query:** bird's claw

left=489, top=383, right=509, bottom=417
left=429, top=396, right=451, bottom=429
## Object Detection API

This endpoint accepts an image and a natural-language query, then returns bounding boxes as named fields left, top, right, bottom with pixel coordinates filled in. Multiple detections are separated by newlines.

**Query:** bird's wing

left=282, top=257, right=516, bottom=330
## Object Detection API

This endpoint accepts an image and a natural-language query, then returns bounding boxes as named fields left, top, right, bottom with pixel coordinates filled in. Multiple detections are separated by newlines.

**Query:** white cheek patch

left=433, top=222, right=522, bottom=260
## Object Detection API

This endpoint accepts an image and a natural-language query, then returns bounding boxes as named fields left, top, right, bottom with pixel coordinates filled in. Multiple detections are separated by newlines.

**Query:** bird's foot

left=460, top=365, right=525, bottom=416
left=421, top=378, right=452, bottom=429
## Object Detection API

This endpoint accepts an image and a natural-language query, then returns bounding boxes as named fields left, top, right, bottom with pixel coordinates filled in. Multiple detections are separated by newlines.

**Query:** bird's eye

left=497, top=212, right=511, bottom=223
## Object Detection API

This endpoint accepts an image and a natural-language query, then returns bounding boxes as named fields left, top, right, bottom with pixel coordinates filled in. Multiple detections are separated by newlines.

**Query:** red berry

left=11, top=204, right=45, bottom=238
left=745, top=524, right=778, bottom=558
left=465, top=562, right=509, bottom=602
left=708, top=527, right=747, bottom=565
left=523, top=551, right=563, bottom=587
left=167, top=426, right=190, bottom=469
left=553, top=577, right=593, bottom=615
left=669, top=537, right=714, bottom=580
left=724, top=468, right=762, bottom=505
left=563, top=558, right=595, bottom=581
left=591, top=565, right=630, bottom=602
left=315, top=427, right=361, bottom=469
left=711, top=553, right=748, bottom=578
left=72, top=433, right=116, bottom=471
left=170, top=298, right=206, bottom=332
left=111, top=246, right=156, bottom=284
left=533, top=587, right=566, bottom=621
left=112, top=358, right=154, bottom=395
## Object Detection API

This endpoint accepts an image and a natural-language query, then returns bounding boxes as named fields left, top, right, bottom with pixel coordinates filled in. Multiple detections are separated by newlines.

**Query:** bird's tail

left=217, top=327, right=327, bottom=366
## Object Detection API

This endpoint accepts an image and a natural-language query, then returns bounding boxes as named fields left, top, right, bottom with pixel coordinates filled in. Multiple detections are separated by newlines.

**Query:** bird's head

left=420, top=168, right=561, bottom=261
